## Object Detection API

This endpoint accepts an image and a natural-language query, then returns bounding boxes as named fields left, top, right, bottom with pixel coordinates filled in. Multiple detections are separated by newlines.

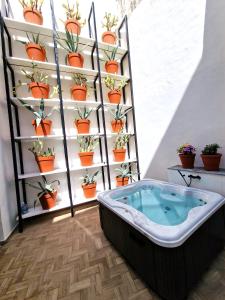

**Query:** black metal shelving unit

left=0, top=0, right=140, bottom=232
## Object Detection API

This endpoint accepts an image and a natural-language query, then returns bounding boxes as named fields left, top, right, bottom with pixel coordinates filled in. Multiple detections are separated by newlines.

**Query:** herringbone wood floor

left=0, top=204, right=225, bottom=300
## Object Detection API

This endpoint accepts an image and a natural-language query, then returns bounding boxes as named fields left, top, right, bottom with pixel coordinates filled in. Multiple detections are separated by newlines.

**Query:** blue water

left=113, top=186, right=207, bottom=226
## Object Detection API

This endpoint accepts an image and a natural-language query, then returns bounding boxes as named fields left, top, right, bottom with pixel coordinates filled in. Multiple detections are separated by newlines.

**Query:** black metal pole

left=50, top=0, right=74, bottom=216
left=0, top=14, right=23, bottom=232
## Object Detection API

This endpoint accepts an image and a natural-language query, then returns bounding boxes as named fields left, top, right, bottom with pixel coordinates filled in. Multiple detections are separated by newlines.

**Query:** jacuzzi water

left=113, top=186, right=207, bottom=226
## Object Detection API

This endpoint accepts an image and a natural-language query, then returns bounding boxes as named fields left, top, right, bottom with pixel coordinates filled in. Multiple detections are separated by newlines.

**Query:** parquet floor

left=0, top=205, right=225, bottom=300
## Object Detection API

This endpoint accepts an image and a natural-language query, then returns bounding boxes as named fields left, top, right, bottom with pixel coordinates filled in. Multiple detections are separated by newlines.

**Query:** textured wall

left=129, top=0, right=225, bottom=180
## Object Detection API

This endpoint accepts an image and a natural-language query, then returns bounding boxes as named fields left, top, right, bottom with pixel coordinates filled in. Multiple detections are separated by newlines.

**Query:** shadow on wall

left=141, top=0, right=225, bottom=180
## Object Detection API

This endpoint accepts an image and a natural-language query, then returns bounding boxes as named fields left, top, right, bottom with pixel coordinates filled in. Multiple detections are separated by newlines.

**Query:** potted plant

left=56, top=30, right=86, bottom=68
left=81, top=170, right=100, bottom=198
left=19, top=32, right=46, bottom=62
left=109, top=104, right=132, bottom=133
left=201, top=144, right=222, bottom=171
left=18, top=98, right=55, bottom=136
left=19, top=0, right=44, bottom=25
left=74, top=106, right=92, bottom=134
left=62, top=0, right=86, bottom=35
left=113, top=132, right=130, bottom=162
left=115, top=163, right=136, bottom=187
left=102, top=12, right=118, bottom=44
left=77, top=136, right=98, bottom=166
left=29, top=140, right=55, bottom=172
left=71, top=73, right=88, bottom=100
left=177, top=144, right=196, bottom=169
left=104, top=76, right=127, bottom=104
left=102, top=46, right=119, bottom=74
left=26, top=176, right=60, bottom=210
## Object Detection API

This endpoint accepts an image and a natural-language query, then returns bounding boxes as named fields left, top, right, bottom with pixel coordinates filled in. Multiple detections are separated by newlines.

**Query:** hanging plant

left=102, top=12, right=118, bottom=44
left=19, top=0, right=45, bottom=25
left=77, top=136, right=99, bottom=166
left=62, top=0, right=86, bottom=35
left=109, top=104, right=132, bottom=133
left=74, top=106, right=93, bottom=134
left=104, top=76, right=127, bottom=104
left=81, top=170, right=100, bottom=198
left=19, top=32, right=46, bottom=62
left=113, top=132, right=130, bottom=162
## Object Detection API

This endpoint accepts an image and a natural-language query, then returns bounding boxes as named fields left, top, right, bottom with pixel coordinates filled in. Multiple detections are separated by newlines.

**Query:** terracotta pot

left=179, top=154, right=195, bottom=169
left=111, top=120, right=124, bottom=133
left=75, top=119, right=90, bottom=134
left=116, top=176, right=129, bottom=187
left=68, top=53, right=84, bottom=68
left=201, top=154, right=222, bottom=171
left=39, top=191, right=57, bottom=210
left=105, top=60, right=119, bottom=74
left=65, top=19, right=81, bottom=35
left=25, top=43, right=46, bottom=61
left=102, top=31, right=116, bottom=44
left=79, top=152, right=94, bottom=166
left=71, top=85, right=87, bottom=101
left=36, top=155, right=55, bottom=172
left=82, top=183, right=97, bottom=199
left=23, top=8, right=43, bottom=25
left=108, top=90, right=121, bottom=104
left=32, top=119, right=52, bottom=136
left=29, top=82, right=50, bottom=99
left=113, top=149, right=126, bottom=162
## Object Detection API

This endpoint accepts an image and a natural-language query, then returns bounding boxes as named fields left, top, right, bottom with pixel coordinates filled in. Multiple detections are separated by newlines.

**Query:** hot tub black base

left=99, top=204, right=225, bottom=300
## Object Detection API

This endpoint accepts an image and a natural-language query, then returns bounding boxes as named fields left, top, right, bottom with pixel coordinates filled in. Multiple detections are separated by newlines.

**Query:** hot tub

left=97, top=179, right=225, bottom=300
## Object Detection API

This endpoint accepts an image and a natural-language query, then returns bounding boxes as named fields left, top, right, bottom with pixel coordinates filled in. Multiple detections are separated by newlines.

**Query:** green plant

left=114, top=132, right=130, bottom=149
left=57, top=30, right=80, bottom=53
left=19, top=32, right=45, bottom=48
left=19, top=0, right=44, bottom=12
left=177, top=144, right=196, bottom=155
left=102, top=12, right=118, bottom=32
left=29, top=140, right=55, bottom=157
left=104, top=76, right=127, bottom=91
left=109, top=104, right=132, bottom=121
left=72, top=73, right=87, bottom=86
left=202, top=144, right=220, bottom=155
left=18, top=98, right=55, bottom=126
left=75, top=106, right=92, bottom=120
left=102, top=46, right=119, bottom=62
left=115, top=163, right=136, bottom=179
left=62, top=0, right=86, bottom=26
left=77, top=136, right=99, bottom=152
left=81, top=170, right=100, bottom=185
left=26, top=176, right=60, bottom=199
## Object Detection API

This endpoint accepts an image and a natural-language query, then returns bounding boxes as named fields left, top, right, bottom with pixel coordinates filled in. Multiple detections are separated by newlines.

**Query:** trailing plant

left=104, top=76, right=127, bottom=91
left=114, top=132, right=130, bottom=149
left=202, top=144, right=220, bottom=155
left=115, top=163, right=136, bottom=180
left=102, top=12, right=118, bottom=32
left=72, top=73, right=87, bottom=86
left=77, top=136, right=99, bottom=152
left=19, top=0, right=44, bottom=12
left=75, top=106, right=92, bottom=120
left=177, top=144, right=196, bottom=155
left=102, top=46, right=119, bottom=62
left=19, top=32, right=45, bottom=48
left=109, top=104, right=132, bottom=121
left=62, top=0, right=86, bottom=26
left=29, top=140, right=55, bottom=157
left=81, top=170, right=100, bottom=185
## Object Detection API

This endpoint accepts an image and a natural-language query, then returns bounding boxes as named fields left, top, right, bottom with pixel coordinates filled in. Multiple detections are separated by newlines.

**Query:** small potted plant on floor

left=26, top=176, right=60, bottom=210
left=201, top=144, right=222, bottom=171
left=29, top=140, right=55, bottom=172
left=109, top=104, right=132, bottom=133
left=102, top=12, right=118, bottom=44
left=81, top=170, right=100, bottom=198
left=57, top=30, right=87, bottom=68
left=71, top=73, right=88, bottom=100
left=113, top=132, right=130, bottom=162
left=104, top=76, right=127, bottom=104
left=77, top=136, right=99, bottom=166
left=102, top=46, right=119, bottom=74
left=19, top=0, right=44, bottom=25
left=18, top=98, right=55, bottom=136
left=115, top=163, right=136, bottom=187
left=62, top=0, right=86, bottom=35
left=177, top=143, right=196, bottom=169
left=19, top=32, right=46, bottom=62
left=74, top=107, right=93, bottom=134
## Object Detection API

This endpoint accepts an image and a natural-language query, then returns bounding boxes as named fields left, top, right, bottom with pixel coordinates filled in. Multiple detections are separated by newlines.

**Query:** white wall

left=129, top=0, right=225, bottom=180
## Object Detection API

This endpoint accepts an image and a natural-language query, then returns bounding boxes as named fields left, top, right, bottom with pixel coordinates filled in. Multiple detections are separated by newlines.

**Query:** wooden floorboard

left=0, top=205, right=225, bottom=300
